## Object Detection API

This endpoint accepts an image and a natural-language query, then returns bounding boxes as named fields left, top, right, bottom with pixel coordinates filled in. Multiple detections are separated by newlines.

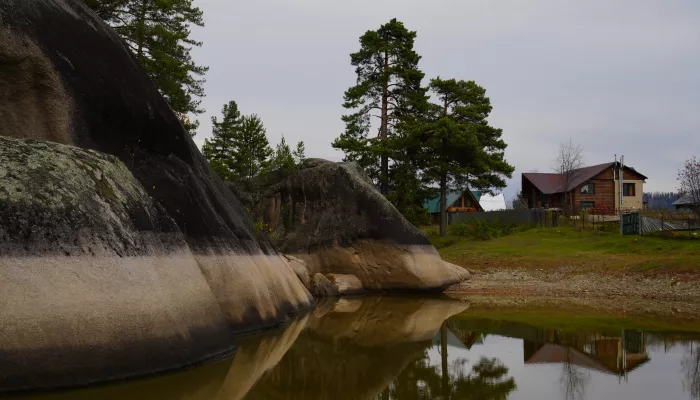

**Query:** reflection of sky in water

left=426, top=333, right=693, bottom=400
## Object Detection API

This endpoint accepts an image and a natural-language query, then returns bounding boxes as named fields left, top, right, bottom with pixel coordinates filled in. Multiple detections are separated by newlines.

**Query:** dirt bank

left=446, top=267, right=700, bottom=302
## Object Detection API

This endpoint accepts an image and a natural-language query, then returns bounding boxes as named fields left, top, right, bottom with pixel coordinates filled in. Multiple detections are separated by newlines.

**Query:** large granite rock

left=236, top=158, right=469, bottom=291
left=0, top=0, right=312, bottom=392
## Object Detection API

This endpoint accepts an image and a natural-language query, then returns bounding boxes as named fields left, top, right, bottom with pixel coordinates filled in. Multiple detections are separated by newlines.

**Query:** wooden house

left=522, top=162, right=647, bottom=213
left=423, top=189, right=483, bottom=225
left=672, top=193, right=698, bottom=211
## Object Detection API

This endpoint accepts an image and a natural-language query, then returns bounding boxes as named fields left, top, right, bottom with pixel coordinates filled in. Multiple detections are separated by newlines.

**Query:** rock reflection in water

left=7, top=296, right=466, bottom=400
left=10, top=315, right=309, bottom=400
left=244, top=296, right=469, bottom=400
left=9, top=298, right=700, bottom=400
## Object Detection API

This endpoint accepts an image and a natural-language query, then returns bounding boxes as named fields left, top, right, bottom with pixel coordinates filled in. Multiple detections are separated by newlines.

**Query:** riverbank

left=427, top=226, right=700, bottom=300
left=446, top=268, right=700, bottom=301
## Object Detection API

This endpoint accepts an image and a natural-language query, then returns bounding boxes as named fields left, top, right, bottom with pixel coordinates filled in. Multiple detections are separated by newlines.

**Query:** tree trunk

left=136, top=0, right=147, bottom=60
left=440, top=173, right=447, bottom=237
left=379, top=51, right=389, bottom=195
left=439, top=97, right=449, bottom=237
left=441, top=323, right=450, bottom=398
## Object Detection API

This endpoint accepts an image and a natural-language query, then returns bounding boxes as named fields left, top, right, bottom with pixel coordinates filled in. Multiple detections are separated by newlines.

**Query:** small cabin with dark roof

left=423, top=189, right=484, bottom=224
left=522, top=162, right=647, bottom=213
left=672, top=193, right=698, bottom=211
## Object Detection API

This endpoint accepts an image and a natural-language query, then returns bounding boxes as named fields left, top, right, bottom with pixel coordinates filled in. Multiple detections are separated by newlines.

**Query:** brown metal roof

left=523, top=162, right=647, bottom=195
left=522, top=173, right=564, bottom=195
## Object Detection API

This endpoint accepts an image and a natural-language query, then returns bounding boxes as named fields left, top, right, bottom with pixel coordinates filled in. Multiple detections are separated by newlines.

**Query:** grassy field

left=425, top=225, right=700, bottom=275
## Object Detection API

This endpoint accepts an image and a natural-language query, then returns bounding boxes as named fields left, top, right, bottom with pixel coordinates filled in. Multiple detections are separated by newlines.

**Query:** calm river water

left=9, top=296, right=700, bottom=400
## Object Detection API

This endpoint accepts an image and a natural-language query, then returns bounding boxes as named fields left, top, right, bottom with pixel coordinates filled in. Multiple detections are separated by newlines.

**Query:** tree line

left=202, top=101, right=305, bottom=181
left=82, top=2, right=514, bottom=235
left=334, top=19, right=514, bottom=235
left=82, top=0, right=207, bottom=135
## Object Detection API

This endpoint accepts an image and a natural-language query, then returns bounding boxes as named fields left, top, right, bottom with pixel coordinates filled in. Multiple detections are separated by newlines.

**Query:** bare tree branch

left=678, top=156, right=700, bottom=213
left=553, top=139, right=585, bottom=208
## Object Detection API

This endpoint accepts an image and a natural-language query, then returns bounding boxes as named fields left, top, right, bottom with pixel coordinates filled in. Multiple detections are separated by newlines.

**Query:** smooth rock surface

left=237, top=158, right=469, bottom=291
left=0, top=137, right=233, bottom=391
left=0, top=0, right=312, bottom=391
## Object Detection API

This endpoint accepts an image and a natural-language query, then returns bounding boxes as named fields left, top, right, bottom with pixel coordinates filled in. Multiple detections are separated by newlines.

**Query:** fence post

left=593, top=211, right=596, bottom=231
left=638, top=212, right=642, bottom=235
left=661, top=215, right=664, bottom=233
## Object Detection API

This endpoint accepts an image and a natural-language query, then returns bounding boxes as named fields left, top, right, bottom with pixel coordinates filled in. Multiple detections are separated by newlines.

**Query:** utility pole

left=619, top=155, right=625, bottom=235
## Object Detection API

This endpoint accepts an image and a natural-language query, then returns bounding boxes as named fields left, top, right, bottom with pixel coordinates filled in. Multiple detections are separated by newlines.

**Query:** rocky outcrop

left=0, top=0, right=312, bottom=392
left=237, top=158, right=469, bottom=291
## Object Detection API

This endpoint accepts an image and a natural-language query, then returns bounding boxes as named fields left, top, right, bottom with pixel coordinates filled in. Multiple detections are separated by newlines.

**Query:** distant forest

left=644, top=192, right=681, bottom=209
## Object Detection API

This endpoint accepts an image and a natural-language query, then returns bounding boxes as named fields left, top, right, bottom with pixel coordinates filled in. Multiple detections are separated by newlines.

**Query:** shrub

left=447, top=218, right=520, bottom=240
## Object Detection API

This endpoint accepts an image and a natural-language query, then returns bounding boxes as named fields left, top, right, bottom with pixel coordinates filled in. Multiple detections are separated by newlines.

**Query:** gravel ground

left=446, top=267, right=700, bottom=303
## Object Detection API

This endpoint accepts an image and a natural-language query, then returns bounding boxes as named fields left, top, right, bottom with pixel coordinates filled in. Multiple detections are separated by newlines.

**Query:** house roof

left=672, top=193, right=697, bottom=206
left=526, top=344, right=611, bottom=374
left=525, top=343, right=649, bottom=375
left=523, top=162, right=648, bottom=195
left=423, top=190, right=483, bottom=214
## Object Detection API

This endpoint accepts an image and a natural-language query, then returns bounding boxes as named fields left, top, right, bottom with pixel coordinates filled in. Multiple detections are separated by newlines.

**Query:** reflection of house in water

left=433, top=321, right=485, bottom=349
left=445, top=318, right=649, bottom=377
left=523, top=330, right=649, bottom=376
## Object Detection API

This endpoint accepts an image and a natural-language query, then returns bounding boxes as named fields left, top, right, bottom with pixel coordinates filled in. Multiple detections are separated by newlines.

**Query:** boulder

left=0, top=0, right=312, bottom=392
left=310, top=273, right=339, bottom=297
left=238, top=158, right=469, bottom=291
left=283, top=254, right=311, bottom=289
left=0, top=136, right=235, bottom=391
left=326, top=274, right=365, bottom=295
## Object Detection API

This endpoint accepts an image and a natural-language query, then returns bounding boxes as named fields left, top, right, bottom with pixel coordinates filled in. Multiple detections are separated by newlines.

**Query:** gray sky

left=190, top=0, right=700, bottom=200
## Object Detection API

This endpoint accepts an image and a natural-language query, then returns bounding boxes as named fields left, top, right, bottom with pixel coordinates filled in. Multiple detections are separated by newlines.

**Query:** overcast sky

left=190, top=0, right=699, bottom=200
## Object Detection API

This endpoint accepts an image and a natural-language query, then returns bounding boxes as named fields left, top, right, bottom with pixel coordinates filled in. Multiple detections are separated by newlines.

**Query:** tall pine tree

left=202, top=102, right=272, bottom=181
left=269, top=136, right=298, bottom=175
left=333, top=18, right=428, bottom=195
left=202, top=101, right=242, bottom=181
left=293, top=141, right=306, bottom=165
left=235, top=115, right=273, bottom=180
left=82, top=0, right=208, bottom=135
left=422, top=78, right=514, bottom=236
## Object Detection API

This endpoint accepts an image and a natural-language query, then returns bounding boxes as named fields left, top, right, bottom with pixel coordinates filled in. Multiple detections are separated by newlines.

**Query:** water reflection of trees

left=560, top=347, right=591, bottom=400
left=683, top=343, right=700, bottom=399
left=377, top=353, right=516, bottom=400
left=376, top=324, right=516, bottom=400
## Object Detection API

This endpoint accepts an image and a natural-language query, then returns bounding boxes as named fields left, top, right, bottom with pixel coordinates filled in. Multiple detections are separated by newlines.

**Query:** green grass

left=452, top=304, right=700, bottom=334
left=425, top=225, right=700, bottom=274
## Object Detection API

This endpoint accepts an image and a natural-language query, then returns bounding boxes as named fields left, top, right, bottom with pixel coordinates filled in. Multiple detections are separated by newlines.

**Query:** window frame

left=580, top=201, right=596, bottom=210
left=580, top=183, right=596, bottom=195
left=623, top=183, right=636, bottom=197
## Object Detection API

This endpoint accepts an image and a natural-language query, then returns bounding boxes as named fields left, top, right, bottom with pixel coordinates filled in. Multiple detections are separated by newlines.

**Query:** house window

left=580, top=183, right=596, bottom=195
left=623, top=183, right=636, bottom=196
left=580, top=201, right=595, bottom=209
